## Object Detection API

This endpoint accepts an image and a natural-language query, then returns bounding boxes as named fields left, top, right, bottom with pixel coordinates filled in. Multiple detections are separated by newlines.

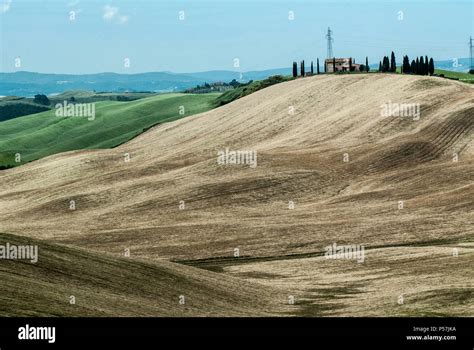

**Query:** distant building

left=325, top=58, right=361, bottom=73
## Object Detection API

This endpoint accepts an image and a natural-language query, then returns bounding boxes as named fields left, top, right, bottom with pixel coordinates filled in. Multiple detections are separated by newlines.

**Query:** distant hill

left=0, top=93, right=218, bottom=167
left=369, top=57, right=472, bottom=72
left=0, top=100, right=50, bottom=122
left=0, top=68, right=291, bottom=97
left=1, top=60, right=468, bottom=97
left=0, top=91, right=161, bottom=122
left=432, top=58, right=472, bottom=72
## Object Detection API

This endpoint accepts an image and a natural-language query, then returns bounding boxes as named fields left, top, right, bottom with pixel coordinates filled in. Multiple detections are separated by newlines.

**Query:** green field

left=392, top=67, right=473, bottom=83
left=213, top=75, right=292, bottom=107
left=49, top=90, right=160, bottom=102
left=434, top=69, right=474, bottom=83
left=0, top=91, right=164, bottom=122
left=0, top=93, right=219, bottom=168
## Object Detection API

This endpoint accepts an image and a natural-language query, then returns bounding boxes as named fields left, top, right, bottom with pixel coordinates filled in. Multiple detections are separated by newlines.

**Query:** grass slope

left=0, top=232, right=288, bottom=316
left=49, top=90, right=160, bottom=103
left=212, top=75, right=291, bottom=107
left=434, top=69, right=474, bottom=83
left=0, top=100, right=51, bottom=123
left=0, top=93, right=218, bottom=167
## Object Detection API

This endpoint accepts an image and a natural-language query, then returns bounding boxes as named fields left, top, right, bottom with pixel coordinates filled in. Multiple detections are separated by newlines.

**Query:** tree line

left=292, top=52, right=435, bottom=77
left=292, top=56, right=369, bottom=77
left=379, top=51, right=435, bottom=75
left=401, top=55, right=435, bottom=75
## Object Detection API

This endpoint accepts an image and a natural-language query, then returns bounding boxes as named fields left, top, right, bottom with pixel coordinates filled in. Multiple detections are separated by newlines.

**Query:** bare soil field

left=0, top=74, right=472, bottom=316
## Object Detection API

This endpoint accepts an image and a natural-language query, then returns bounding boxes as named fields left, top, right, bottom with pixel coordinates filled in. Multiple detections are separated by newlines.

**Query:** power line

left=326, top=27, right=334, bottom=59
left=470, top=36, right=473, bottom=70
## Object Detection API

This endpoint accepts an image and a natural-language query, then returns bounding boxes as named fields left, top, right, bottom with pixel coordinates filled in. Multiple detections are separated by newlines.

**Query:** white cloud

left=103, top=5, right=128, bottom=24
left=118, top=15, right=129, bottom=24
left=103, top=5, right=118, bottom=21
left=0, top=0, right=12, bottom=14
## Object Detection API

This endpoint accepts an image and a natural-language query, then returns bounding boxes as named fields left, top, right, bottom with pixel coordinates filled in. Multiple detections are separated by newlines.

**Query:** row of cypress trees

left=292, top=59, right=321, bottom=77
left=293, top=56, right=371, bottom=77
left=379, top=52, right=397, bottom=72
left=401, top=55, right=435, bottom=75
left=294, top=53, right=435, bottom=77
left=378, top=52, right=435, bottom=75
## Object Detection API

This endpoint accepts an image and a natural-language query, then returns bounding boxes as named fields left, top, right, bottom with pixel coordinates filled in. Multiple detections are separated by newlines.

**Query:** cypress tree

left=311, top=61, right=314, bottom=75
left=415, top=57, right=420, bottom=75
left=429, top=58, right=435, bottom=76
left=411, top=60, right=416, bottom=74
left=333, top=57, right=336, bottom=72
left=292, top=62, right=297, bottom=78
left=349, top=58, right=352, bottom=72
left=317, top=58, right=320, bottom=74
left=420, top=56, right=424, bottom=76
left=383, top=56, right=390, bottom=72
left=404, top=55, right=411, bottom=74
left=365, top=56, right=369, bottom=72
left=301, top=60, right=305, bottom=77
left=379, top=61, right=382, bottom=72
left=390, top=51, right=396, bottom=72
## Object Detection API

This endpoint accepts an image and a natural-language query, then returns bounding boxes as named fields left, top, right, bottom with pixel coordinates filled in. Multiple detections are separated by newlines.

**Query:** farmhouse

left=325, top=58, right=361, bottom=72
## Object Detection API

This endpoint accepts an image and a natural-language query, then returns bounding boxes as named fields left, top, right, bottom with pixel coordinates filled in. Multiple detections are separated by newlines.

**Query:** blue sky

left=0, top=0, right=472, bottom=73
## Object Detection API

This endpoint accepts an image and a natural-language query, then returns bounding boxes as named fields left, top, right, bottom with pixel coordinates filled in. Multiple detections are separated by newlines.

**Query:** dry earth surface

left=0, top=74, right=472, bottom=316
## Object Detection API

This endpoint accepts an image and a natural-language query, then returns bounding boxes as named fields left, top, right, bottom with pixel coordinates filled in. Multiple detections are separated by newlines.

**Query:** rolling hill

left=0, top=93, right=219, bottom=167
left=0, top=69, right=292, bottom=97
left=0, top=91, right=164, bottom=124
left=0, top=73, right=472, bottom=316
left=0, top=232, right=288, bottom=316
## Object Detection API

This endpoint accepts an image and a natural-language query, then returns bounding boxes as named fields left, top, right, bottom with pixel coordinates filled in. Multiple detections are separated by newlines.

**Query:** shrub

left=212, top=75, right=290, bottom=107
left=0, top=102, right=50, bottom=122
left=33, top=94, right=50, bottom=105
